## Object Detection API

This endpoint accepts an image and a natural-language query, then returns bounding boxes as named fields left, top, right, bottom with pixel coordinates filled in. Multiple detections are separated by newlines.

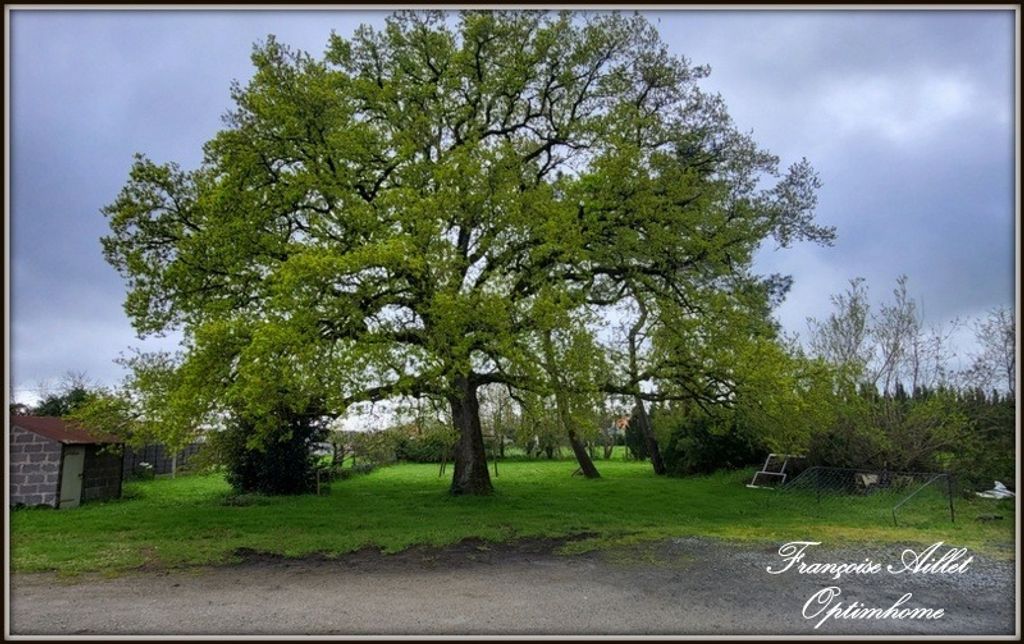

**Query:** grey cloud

left=652, top=10, right=1015, bottom=342
left=9, top=10, right=1016, bottom=402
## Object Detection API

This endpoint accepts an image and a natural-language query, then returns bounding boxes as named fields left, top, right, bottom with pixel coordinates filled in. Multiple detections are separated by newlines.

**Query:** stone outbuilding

left=9, top=416, right=124, bottom=508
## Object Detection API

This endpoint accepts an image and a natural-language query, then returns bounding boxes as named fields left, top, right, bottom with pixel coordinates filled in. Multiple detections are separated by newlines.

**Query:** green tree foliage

left=33, top=387, right=95, bottom=417
left=211, top=408, right=329, bottom=495
left=31, top=372, right=99, bottom=417
left=949, top=389, right=1015, bottom=492
left=727, top=340, right=847, bottom=455
left=392, top=420, right=459, bottom=463
left=649, top=340, right=840, bottom=475
left=68, top=351, right=207, bottom=454
left=512, top=392, right=564, bottom=459
left=538, top=324, right=607, bottom=476
left=804, top=277, right=1014, bottom=491
left=101, top=11, right=831, bottom=495
left=657, top=409, right=765, bottom=477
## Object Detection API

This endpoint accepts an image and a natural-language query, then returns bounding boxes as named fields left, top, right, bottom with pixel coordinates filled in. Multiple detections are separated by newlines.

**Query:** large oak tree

left=103, top=11, right=832, bottom=495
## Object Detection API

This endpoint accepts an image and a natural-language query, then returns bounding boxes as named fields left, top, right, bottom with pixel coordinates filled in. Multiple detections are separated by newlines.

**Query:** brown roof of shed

left=10, top=416, right=123, bottom=445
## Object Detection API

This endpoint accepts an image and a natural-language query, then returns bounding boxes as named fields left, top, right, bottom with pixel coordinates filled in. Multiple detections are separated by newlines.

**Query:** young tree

left=597, top=411, right=624, bottom=459
left=478, top=384, right=517, bottom=459
left=68, top=351, right=210, bottom=466
left=963, top=306, right=1016, bottom=395
left=807, top=275, right=959, bottom=395
left=806, top=278, right=873, bottom=375
left=513, top=390, right=564, bottom=459
left=102, top=11, right=831, bottom=495
left=622, top=295, right=666, bottom=474
left=872, top=275, right=920, bottom=395
left=538, top=326, right=606, bottom=477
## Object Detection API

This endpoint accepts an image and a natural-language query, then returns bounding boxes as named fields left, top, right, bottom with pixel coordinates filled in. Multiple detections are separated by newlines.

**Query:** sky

left=8, top=9, right=1017, bottom=406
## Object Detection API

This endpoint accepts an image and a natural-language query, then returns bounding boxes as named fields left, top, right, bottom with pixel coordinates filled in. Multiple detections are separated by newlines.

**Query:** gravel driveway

left=9, top=537, right=1017, bottom=636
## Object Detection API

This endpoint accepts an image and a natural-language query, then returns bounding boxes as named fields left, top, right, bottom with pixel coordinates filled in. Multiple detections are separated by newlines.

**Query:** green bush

left=805, top=412, right=885, bottom=470
left=624, top=408, right=650, bottom=461
left=803, top=387, right=1014, bottom=495
left=947, top=392, right=1015, bottom=494
left=336, top=463, right=376, bottom=480
left=208, top=413, right=328, bottom=495
left=350, top=429, right=401, bottom=466
left=660, top=413, right=765, bottom=476
left=350, top=422, right=458, bottom=465
left=394, top=423, right=458, bottom=463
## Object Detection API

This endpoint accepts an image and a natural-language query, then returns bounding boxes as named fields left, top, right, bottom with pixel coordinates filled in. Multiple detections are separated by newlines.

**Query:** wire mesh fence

left=122, top=442, right=203, bottom=479
left=764, top=466, right=956, bottom=527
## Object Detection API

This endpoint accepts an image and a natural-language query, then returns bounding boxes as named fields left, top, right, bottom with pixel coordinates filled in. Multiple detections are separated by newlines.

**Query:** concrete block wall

left=10, top=425, right=62, bottom=507
left=82, top=445, right=123, bottom=502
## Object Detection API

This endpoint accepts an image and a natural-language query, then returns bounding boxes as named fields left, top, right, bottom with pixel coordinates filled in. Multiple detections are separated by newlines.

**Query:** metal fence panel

left=765, top=466, right=955, bottom=527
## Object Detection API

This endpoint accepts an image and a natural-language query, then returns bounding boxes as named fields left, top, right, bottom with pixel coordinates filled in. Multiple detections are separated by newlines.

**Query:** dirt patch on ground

left=230, top=533, right=600, bottom=573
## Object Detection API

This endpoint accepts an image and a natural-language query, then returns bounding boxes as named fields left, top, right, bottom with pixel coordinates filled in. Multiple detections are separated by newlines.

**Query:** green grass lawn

left=10, top=460, right=1015, bottom=574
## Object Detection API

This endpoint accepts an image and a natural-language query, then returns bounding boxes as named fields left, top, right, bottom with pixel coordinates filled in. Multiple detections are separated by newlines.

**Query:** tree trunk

left=632, top=398, right=666, bottom=475
left=448, top=375, right=494, bottom=495
left=551, top=372, right=600, bottom=478
left=541, top=330, right=600, bottom=478
left=624, top=293, right=666, bottom=475
left=568, top=430, right=601, bottom=478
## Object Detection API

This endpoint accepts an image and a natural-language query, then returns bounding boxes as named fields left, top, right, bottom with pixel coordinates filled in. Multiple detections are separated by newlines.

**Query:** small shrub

left=207, top=412, right=328, bottom=495
left=660, top=414, right=765, bottom=477
left=350, top=429, right=401, bottom=466
left=805, top=414, right=885, bottom=470
left=130, top=462, right=156, bottom=481
left=395, top=423, right=458, bottom=463
left=336, top=463, right=376, bottom=480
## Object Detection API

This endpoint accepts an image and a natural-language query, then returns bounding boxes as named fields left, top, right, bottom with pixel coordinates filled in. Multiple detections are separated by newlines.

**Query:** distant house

left=9, top=416, right=124, bottom=508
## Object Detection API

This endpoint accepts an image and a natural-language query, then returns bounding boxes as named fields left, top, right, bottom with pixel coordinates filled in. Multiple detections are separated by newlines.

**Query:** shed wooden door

left=59, top=446, right=85, bottom=509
